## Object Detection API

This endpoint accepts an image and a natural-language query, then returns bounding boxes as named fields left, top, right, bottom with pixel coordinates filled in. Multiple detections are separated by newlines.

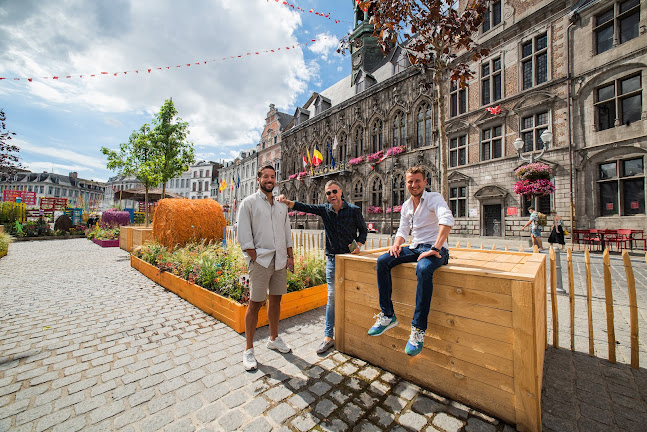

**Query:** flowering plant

left=367, top=206, right=383, bottom=214
left=133, top=241, right=325, bottom=305
left=297, top=211, right=307, bottom=216
left=386, top=146, right=406, bottom=157
left=100, top=210, right=130, bottom=228
left=513, top=179, right=556, bottom=197
left=288, top=173, right=298, bottom=180
left=288, top=211, right=296, bottom=216
left=514, top=162, right=553, bottom=181
left=366, top=151, right=384, bottom=162
left=297, top=171, right=308, bottom=180
left=385, top=205, right=402, bottom=213
left=348, top=156, right=364, bottom=166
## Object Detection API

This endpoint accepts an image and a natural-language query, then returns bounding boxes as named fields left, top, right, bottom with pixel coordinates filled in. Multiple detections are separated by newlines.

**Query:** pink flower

left=367, top=206, right=383, bottom=214
left=348, top=156, right=364, bottom=166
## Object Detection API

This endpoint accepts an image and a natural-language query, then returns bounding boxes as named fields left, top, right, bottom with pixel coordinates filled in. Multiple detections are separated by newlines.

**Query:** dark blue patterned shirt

left=292, top=200, right=368, bottom=257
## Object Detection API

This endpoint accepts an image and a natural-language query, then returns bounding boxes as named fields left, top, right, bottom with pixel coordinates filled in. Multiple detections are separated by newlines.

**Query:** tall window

left=449, top=135, right=467, bottom=167
left=392, top=174, right=405, bottom=206
left=338, top=133, right=348, bottom=163
left=522, top=195, right=551, bottom=216
left=481, top=125, right=503, bottom=161
left=482, top=1, right=502, bottom=33
left=481, top=57, right=502, bottom=105
left=599, top=157, right=645, bottom=216
left=311, top=189, right=318, bottom=204
left=354, top=127, right=364, bottom=157
left=325, top=139, right=331, bottom=165
left=521, top=112, right=549, bottom=152
left=450, top=82, right=467, bottom=117
left=192, top=183, right=197, bottom=192
left=416, top=103, right=432, bottom=148
left=371, top=120, right=383, bottom=153
left=521, top=33, right=548, bottom=90
left=595, top=0, right=640, bottom=54
left=353, top=180, right=364, bottom=200
left=449, top=186, right=467, bottom=218
left=595, top=74, right=642, bottom=130
left=425, top=170, right=434, bottom=192
left=393, top=112, right=406, bottom=147
left=371, top=178, right=383, bottom=207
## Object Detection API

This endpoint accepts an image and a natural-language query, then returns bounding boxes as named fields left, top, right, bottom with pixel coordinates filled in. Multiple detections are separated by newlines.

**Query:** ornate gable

left=512, top=91, right=557, bottom=114
left=474, top=185, right=508, bottom=200
left=447, top=171, right=472, bottom=183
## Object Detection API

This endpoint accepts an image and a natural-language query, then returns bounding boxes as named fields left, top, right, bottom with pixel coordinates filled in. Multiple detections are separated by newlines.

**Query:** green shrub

left=0, top=232, right=12, bottom=253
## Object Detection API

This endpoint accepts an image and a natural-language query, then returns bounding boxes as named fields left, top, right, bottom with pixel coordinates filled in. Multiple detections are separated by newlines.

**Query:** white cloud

left=307, top=32, right=340, bottom=61
left=14, top=138, right=106, bottom=170
left=0, top=0, right=316, bottom=156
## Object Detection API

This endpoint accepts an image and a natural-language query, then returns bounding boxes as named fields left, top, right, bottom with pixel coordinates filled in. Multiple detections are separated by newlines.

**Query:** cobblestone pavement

left=1, top=238, right=645, bottom=431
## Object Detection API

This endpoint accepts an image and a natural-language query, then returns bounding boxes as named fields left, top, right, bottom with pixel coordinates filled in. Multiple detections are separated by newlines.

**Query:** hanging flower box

left=514, top=162, right=553, bottom=181
left=367, top=206, right=383, bottom=214
left=289, top=173, right=298, bottom=180
left=386, top=146, right=406, bottom=157
left=348, top=156, right=364, bottom=166
left=385, top=205, right=402, bottom=214
left=513, top=179, right=556, bottom=197
left=288, top=211, right=296, bottom=217
left=366, top=151, right=384, bottom=162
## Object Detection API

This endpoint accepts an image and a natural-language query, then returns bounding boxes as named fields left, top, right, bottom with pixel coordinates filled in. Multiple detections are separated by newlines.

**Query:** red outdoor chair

left=631, top=229, right=646, bottom=251
left=585, top=229, right=604, bottom=252
left=605, top=229, right=632, bottom=252
left=572, top=229, right=590, bottom=250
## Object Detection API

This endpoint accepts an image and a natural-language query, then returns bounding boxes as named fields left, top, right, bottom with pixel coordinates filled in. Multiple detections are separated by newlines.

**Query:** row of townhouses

left=217, top=0, right=647, bottom=237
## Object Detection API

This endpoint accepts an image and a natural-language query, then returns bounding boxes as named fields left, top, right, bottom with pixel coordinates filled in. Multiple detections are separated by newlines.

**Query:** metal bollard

left=555, top=249, right=565, bottom=293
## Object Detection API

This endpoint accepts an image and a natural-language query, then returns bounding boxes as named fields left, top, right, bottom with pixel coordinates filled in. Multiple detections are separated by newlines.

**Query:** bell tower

left=349, top=1, right=384, bottom=86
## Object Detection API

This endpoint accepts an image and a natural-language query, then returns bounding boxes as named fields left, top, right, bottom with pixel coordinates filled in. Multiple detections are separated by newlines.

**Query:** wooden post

left=622, top=251, right=639, bottom=369
left=602, top=250, right=616, bottom=363
left=466, top=241, right=471, bottom=249
left=585, top=249, right=594, bottom=356
left=567, top=248, right=575, bottom=351
left=549, top=247, right=559, bottom=348
left=455, top=241, right=460, bottom=248
left=533, top=245, right=539, bottom=253
left=480, top=242, right=484, bottom=249
left=371, top=238, right=375, bottom=249
left=519, top=244, right=524, bottom=252
left=505, top=244, right=509, bottom=251
left=492, top=243, right=497, bottom=250
left=379, top=238, right=382, bottom=248
left=299, top=231, right=303, bottom=250
left=334, top=256, right=346, bottom=352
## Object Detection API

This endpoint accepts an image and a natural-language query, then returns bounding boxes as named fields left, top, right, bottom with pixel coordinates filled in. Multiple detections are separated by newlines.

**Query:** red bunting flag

left=486, top=105, right=502, bottom=115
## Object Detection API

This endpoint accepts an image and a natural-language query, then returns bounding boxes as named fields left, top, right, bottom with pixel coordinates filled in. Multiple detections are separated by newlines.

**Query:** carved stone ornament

left=353, top=38, right=363, bottom=48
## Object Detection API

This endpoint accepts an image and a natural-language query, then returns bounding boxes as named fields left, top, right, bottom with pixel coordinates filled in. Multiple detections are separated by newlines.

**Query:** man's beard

left=260, top=182, right=274, bottom=193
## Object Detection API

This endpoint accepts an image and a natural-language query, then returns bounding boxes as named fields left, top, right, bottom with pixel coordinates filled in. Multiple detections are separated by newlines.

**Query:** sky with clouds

left=0, top=0, right=355, bottom=182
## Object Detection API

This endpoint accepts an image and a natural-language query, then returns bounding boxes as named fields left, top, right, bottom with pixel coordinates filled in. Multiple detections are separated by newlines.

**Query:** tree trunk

left=144, top=187, right=149, bottom=227
left=435, top=75, right=450, bottom=203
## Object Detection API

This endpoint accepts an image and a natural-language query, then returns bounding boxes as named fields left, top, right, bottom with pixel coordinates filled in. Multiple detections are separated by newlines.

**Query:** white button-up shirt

left=395, top=190, right=454, bottom=249
left=237, top=189, right=293, bottom=270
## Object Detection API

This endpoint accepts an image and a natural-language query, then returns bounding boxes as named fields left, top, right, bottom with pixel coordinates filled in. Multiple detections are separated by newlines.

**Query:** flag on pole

left=307, top=148, right=313, bottom=175
left=237, top=175, right=240, bottom=189
left=302, top=153, right=308, bottom=169
left=328, top=142, right=336, bottom=169
left=312, top=148, right=323, bottom=166
left=332, top=135, right=338, bottom=150
left=219, top=179, right=227, bottom=191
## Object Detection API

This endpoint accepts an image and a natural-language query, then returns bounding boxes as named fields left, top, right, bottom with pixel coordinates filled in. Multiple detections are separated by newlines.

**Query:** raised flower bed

left=92, top=238, right=120, bottom=248
left=131, top=242, right=327, bottom=333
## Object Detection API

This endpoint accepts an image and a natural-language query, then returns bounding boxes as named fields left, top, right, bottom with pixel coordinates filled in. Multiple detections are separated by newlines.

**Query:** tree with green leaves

left=1, top=109, right=22, bottom=176
left=150, top=99, right=195, bottom=199
left=101, top=124, right=160, bottom=226
left=343, top=0, right=489, bottom=201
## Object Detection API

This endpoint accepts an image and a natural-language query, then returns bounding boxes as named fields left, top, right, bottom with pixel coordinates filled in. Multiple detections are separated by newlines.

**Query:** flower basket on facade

left=348, top=156, right=364, bottom=166
left=367, top=206, right=383, bottom=214
left=386, top=146, right=406, bottom=157
left=513, top=162, right=555, bottom=197
left=385, top=205, right=402, bottom=214
left=366, top=151, right=384, bottom=162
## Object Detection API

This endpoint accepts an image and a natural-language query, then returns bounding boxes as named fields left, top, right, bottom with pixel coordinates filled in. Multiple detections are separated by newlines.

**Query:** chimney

left=69, top=172, right=78, bottom=178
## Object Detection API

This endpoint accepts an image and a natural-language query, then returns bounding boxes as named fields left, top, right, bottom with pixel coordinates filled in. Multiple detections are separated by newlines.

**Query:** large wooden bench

left=334, top=248, right=546, bottom=432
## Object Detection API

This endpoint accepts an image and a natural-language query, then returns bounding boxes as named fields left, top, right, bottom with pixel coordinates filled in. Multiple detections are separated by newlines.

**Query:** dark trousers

left=375, top=245, right=449, bottom=331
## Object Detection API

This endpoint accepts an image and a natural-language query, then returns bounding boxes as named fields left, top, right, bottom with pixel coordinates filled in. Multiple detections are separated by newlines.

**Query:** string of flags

left=0, top=37, right=331, bottom=82
left=267, top=0, right=348, bottom=24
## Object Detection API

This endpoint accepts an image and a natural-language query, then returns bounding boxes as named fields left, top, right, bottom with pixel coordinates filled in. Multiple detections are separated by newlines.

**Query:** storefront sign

left=631, top=201, right=639, bottom=209
left=606, top=202, right=614, bottom=210
left=469, top=208, right=478, bottom=218
left=507, top=207, right=517, bottom=216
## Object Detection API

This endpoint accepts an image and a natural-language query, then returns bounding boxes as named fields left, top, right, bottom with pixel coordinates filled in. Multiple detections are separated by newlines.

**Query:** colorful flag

left=219, top=179, right=227, bottom=191
left=328, top=142, right=336, bottom=169
left=237, top=175, right=240, bottom=189
left=307, top=148, right=313, bottom=175
left=486, top=105, right=502, bottom=115
left=332, top=135, right=338, bottom=150
left=302, top=153, right=308, bottom=168
left=312, top=148, right=323, bottom=166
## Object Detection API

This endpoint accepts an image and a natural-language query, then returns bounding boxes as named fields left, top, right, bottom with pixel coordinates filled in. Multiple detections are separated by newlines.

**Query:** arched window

left=354, top=127, right=364, bottom=158
left=371, top=119, right=383, bottom=153
left=371, top=177, right=383, bottom=207
left=338, top=133, right=348, bottom=163
left=416, top=103, right=432, bottom=148
left=392, top=173, right=405, bottom=206
left=324, top=138, right=331, bottom=165
left=393, top=111, right=406, bottom=148
left=353, top=180, right=364, bottom=200
left=311, top=189, right=318, bottom=204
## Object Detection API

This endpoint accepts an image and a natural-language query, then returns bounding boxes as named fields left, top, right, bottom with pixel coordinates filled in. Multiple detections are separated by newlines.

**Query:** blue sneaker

left=368, top=312, right=398, bottom=336
left=405, top=326, right=425, bottom=356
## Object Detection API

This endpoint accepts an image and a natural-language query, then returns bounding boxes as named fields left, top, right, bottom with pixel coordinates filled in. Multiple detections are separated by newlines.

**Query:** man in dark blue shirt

left=277, top=180, right=368, bottom=354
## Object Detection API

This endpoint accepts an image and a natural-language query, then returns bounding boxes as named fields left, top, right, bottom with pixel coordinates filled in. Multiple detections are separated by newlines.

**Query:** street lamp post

left=512, top=130, right=552, bottom=164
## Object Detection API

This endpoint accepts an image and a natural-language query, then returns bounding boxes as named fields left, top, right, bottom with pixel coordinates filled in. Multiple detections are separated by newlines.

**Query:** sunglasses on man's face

left=326, top=189, right=339, bottom=196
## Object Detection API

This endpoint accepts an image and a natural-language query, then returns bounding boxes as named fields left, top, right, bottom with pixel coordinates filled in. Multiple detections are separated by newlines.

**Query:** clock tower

left=349, top=1, right=384, bottom=86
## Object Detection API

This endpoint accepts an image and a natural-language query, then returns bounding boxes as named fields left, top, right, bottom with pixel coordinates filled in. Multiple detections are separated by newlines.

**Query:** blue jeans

left=324, top=256, right=335, bottom=338
left=376, top=245, right=449, bottom=331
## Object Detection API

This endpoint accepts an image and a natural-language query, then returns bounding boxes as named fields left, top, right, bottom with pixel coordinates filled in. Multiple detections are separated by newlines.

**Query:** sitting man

left=368, top=166, right=454, bottom=356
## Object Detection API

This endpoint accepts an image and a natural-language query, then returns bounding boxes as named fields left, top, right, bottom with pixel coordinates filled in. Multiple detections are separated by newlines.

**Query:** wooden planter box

left=119, top=226, right=154, bottom=252
left=91, top=238, right=120, bottom=247
left=131, top=256, right=327, bottom=333
left=0, top=249, right=7, bottom=259
left=335, top=248, right=546, bottom=432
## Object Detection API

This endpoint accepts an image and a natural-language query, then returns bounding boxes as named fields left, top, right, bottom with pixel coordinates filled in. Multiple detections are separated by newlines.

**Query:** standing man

left=522, top=206, right=543, bottom=250
left=277, top=180, right=368, bottom=354
left=237, top=165, right=294, bottom=371
left=368, top=166, right=454, bottom=357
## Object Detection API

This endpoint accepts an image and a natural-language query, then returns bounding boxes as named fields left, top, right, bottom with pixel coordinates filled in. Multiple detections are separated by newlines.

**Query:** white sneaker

left=242, top=348, right=257, bottom=370
left=266, top=336, right=292, bottom=353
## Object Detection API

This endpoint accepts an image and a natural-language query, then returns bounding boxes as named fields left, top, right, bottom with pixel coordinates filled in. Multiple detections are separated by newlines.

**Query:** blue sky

left=0, top=0, right=355, bottom=182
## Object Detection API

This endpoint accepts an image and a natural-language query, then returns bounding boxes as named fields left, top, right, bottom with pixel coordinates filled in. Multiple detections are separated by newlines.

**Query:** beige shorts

left=248, top=257, right=287, bottom=303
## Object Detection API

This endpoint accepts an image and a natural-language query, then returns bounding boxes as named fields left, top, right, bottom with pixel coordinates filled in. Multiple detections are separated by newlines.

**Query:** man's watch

left=431, top=246, right=441, bottom=253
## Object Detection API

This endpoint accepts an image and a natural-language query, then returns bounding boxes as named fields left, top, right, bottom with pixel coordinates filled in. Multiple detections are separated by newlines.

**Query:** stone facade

left=257, top=104, right=292, bottom=187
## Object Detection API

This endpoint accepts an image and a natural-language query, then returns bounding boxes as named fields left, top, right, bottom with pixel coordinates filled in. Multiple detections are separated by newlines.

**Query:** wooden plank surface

left=603, top=250, right=616, bottom=363
left=334, top=256, right=346, bottom=352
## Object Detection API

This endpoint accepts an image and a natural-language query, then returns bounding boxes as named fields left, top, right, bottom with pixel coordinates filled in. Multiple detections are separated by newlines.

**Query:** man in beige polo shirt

left=237, top=165, right=294, bottom=370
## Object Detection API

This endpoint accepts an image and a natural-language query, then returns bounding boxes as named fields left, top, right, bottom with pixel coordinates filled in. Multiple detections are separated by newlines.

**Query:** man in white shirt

left=368, top=166, right=454, bottom=357
left=237, top=165, right=294, bottom=370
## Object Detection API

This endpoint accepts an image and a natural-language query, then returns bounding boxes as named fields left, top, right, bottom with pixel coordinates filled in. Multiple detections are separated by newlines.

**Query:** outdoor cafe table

left=335, top=248, right=547, bottom=432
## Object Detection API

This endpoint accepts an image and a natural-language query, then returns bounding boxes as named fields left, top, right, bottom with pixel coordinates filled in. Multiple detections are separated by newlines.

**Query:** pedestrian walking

left=547, top=209, right=566, bottom=250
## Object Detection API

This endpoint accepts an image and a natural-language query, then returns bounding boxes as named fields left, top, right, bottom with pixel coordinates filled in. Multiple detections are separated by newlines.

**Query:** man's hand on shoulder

left=275, top=195, right=294, bottom=208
